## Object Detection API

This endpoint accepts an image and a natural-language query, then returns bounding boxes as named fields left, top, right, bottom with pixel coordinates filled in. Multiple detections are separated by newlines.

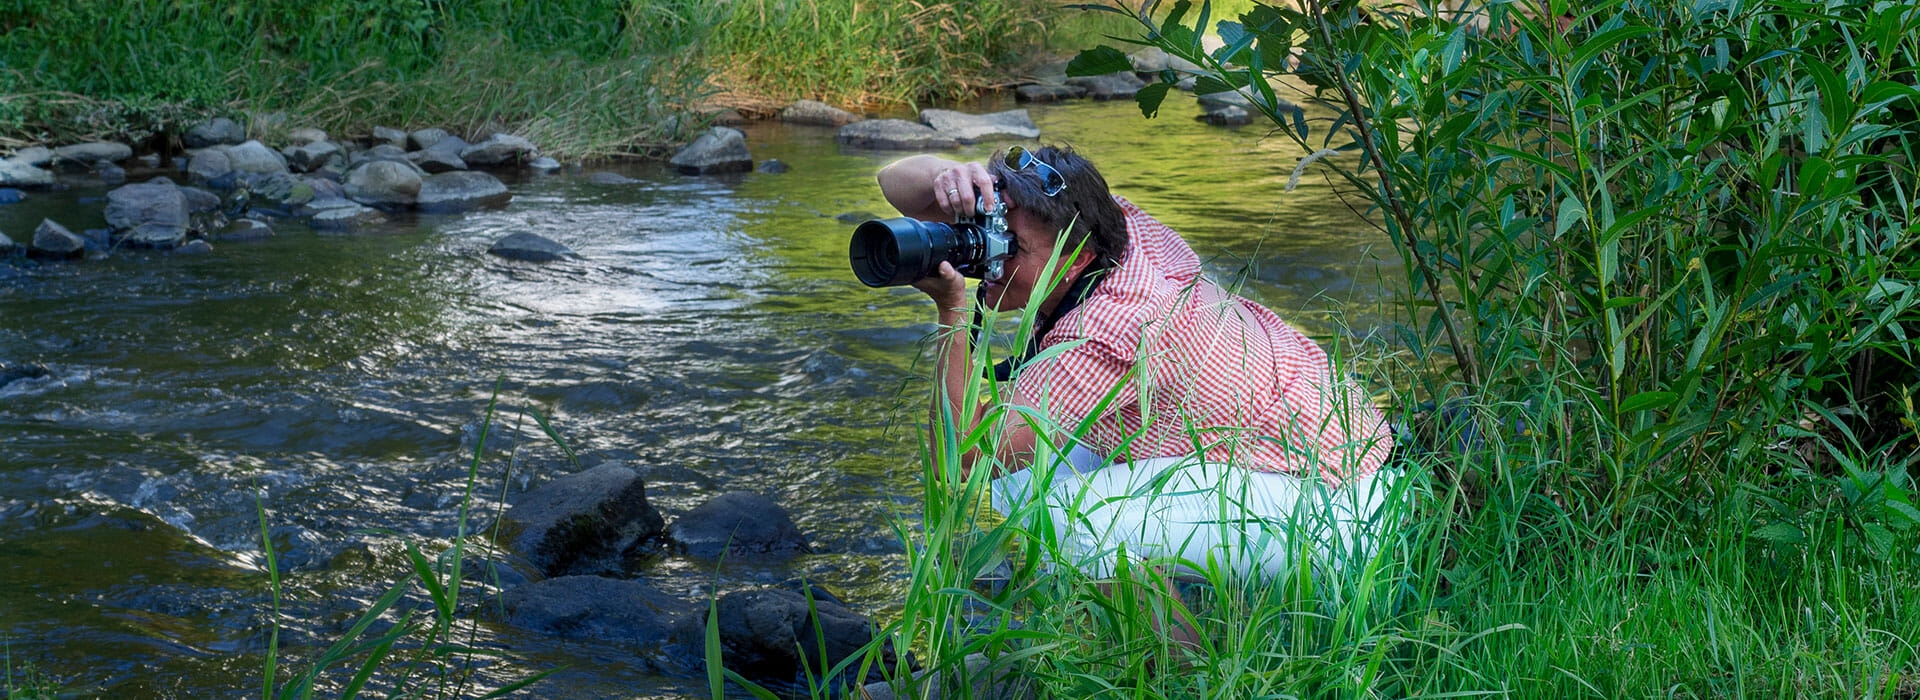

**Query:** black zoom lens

left=849, top=217, right=987, bottom=287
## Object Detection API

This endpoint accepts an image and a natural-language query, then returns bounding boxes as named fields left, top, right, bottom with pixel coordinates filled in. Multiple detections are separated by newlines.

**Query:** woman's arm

left=878, top=154, right=998, bottom=222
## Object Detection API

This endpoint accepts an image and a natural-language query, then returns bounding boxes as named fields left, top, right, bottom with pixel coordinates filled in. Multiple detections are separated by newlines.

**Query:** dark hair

left=989, top=144, right=1128, bottom=273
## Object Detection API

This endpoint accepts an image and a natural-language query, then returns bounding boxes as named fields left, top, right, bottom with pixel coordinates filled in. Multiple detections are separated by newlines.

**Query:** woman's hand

left=930, top=160, right=997, bottom=220
left=912, top=261, right=969, bottom=317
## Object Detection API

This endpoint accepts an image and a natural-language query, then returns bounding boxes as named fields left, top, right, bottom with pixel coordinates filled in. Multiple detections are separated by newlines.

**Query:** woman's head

left=988, top=145, right=1128, bottom=274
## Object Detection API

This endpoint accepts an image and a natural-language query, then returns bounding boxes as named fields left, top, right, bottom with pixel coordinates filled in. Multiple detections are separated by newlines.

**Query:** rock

left=780, top=100, right=863, bottom=127
left=285, top=141, right=342, bottom=173
left=30, top=219, right=85, bottom=258
left=585, top=171, right=639, bottom=185
left=0, top=188, right=25, bottom=204
left=666, top=492, right=811, bottom=559
left=175, top=239, right=213, bottom=255
left=835, top=119, right=959, bottom=151
left=0, top=159, right=55, bottom=188
left=527, top=157, right=561, bottom=173
left=756, top=159, right=789, bottom=174
left=183, top=117, right=246, bottom=149
left=668, top=127, right=752, bottom=175
left=179, top=186, right=221, bottom=213
left=304, top=176, right=346, bottom=201
left=363, top=144, right=409, bottom=162
left=1066, top=72, right=1146, bottom=100
left=489, top=232, right=576, bottom=262
left=216, top=218, right=274, bottom=241
left=502, top=576, right=690, bottom=646
left=862, top=653, right=1035, bottom=700
left=342, top=160, right=423, bottom=208
left=372, top=126, right=408, bottom=149
left=225, top=140, right=289, bottom=175
left=683, top=589, right=886, bottom=685
left=918, top=108, right=1040, bottom=144
left=496, top=463, right=662, bottom=576
left=94, top=162, right=127, bottom=185
left=136, top=153, right=162, bottom=168
left=52, top=142, right=132, bottom=169
left=8, top=146, right=52, bottom=166
left=122, top=222, right=186, bottom=249
left=833, top=211, right=879, bottom=224
left=186, top=148, right=234, bottom=183
left=459, top=133, right=536, bottom=167
left=1015, top=83, right=1086, bottom=103
left=416, top=171, right=509, bottom=213
left=0, top=231, right=11, bottom=254
left=708, top=110, right=748, bottom=126
left=406, top=128, right=450, bottom=151
left=409, top=137, right=469, bottom=173
left=0, top=362, right=51, bottom=388
left=307, top=200, right=384, bottom=230
left=104, top=183, right=189, bottom=239
left=286, top=127, right=329, bottom=146
left=1198, top=105, right=1254, bottom=126
left=1131, top=46, right=1202, bottom=75
left=1197, top=89, right=1254, bottom=110
left=245, top=172, right=317, bottom=210
left=77, top=228, right=110, bottom=251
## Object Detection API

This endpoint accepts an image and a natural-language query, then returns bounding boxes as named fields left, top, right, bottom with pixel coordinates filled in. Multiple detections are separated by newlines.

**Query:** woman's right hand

left=929, top=160, right=997, bottom=220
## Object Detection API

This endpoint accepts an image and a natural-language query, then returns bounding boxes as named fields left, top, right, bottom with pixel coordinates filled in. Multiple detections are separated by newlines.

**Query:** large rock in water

left=497, top=462, right=663, bottom=576
left=918, top=109, right=1040, bottom=144
left=680, top=589, right=886, bottom=685
left=489, top=232, right=575, bottom=262
left=306, top=199, right=385, bottom=230
left=668, top=127, right=751, bottom=174
left=407, top=137, right=470, bottom=174
left=51, top=142, right=132, bottom=170
left=666, top=492, right=812, bottom=560
left=459, top=133, right=536, bottom=167
left=30, top=219, right=86, bottom=258
left=342, top=160, right=423, bottom=209
left=1066, top=71, right=1145, bottom=100
left=835, top=119, right=959, bottom=150
left=501, top=575, right=690, bottom=646
left=284, top=140, right=342, bottom=173
left=224, top=140, right=289, bottom=175
left=104, top=182, right=189, bottom=242
left=780, top=100, right=863, bottom=127
left=1014, top=83, right=1086, bottom=103
left=0, top=158, right=55, bottom=188
left=416, top=171, right=509, bottom=213
left=406, top=128, right=451, bottom=151
left=186, top=148, right=234, bottom=183
left=183, top=117, right=247, bottom=149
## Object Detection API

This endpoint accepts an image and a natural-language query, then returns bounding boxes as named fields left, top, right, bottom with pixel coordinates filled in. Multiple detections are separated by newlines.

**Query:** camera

left=849, top=199, right=1016, bottom=288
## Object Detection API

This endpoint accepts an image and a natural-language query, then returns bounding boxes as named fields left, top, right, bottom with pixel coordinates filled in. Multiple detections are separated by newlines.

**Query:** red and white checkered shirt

left=1012, top=196, right=1393, bottom=485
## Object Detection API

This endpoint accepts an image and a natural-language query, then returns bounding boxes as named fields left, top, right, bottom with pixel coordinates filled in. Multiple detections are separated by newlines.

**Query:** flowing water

left=0, top=94, right=1397, bottom=697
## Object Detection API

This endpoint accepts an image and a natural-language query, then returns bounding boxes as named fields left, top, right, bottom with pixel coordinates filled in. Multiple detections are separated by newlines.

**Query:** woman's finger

left=968, top=162, right=997, bottom=212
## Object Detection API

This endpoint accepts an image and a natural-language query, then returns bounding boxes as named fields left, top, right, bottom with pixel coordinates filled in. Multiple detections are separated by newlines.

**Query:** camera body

left=849, top=198, right=1017, bottom=288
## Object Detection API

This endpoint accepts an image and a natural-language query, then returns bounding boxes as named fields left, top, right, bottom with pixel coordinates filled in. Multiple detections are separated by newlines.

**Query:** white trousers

left=990, top=447, right=1404, bottom=580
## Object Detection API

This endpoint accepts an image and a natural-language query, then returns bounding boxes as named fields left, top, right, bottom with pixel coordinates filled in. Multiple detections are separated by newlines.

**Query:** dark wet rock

left=0, top=230, right=12, bottom=253
left=285, top=141, right=342, bottom=173
left=342, top=160, right=423, bottom=208
left=836, top=119, right=959, bottom=151
left=919, top=108, right=1039, bottom=144
left=460, top=133, right=537, bottom=167
left=781, top=100, right=863, bottom=127
left=372, top=126, right=408, bottom=149
left=0, top=158, right=55, bottom=188
left=1197, top=89, right=1254, bottom=110
left=179, top=186, right=221, bottom=213
left=1015, top=83, right=1086, bottom=103
left=0, top=188, right=23, bottom=204
left=78, top=228, right=110, bottom=251
left=105, top=182, right=189, bottom=239
left=246, top=172, right=317, bottom=210
left=1198, top=105, right=1254, bottom=126
left=833, top=211, right=878, bottom=224
left=8, top=146, right=52, bottom=166
left=122, top=222, right=186, bottom=249
left=304, top=176, right=346, bottom=201
left=669, top=126, right=752, bottom=175
left=863, top=653, right=1034, bottom=700
left=95, top=162, right=127, bottom=185
left=409, top=137, right=470, bottom=173
left=307, top=199, right=385, bottom=230
left=30, top=219, right=85, bottom=258
left=286, top=127, right=329, bottom=146
left=407, top=128, right=450, bottom=151
left=363, top=144, right=409, bottom=162
left=502, top=575, right=690, bottom=646
left=756, top=159, right=789, bottom=174
left=136, top=153, right=162, bottom=168
left=527, top=157, right=561, bottom=173
left=680, top=588, right=887, bottom=685
left=53, top=142, right=132, bottom=170
left=186, top=148, right=234, bottom=183
left=416, top=171, right=509, bottom=213
left=1066, top=71, right=1145, bottom=100
left=145, top=175, right=177, bottom=186
left=497, top=462, right=662, bottom=576
left=585, top=171, right=639, bottom=185
left=489, top=232, right=576, bottom=262
left=0, top=362, right=51, bottom=389
left=225, top=140, right=289, bottom=175
left=461, top=556, right=533, bottom=592
left=216, top=218, right=274, bottom=241
left=184, top=117, right=247, bottom=148
left=667, top=492, right=812, bottom=560
left=175, top=239, right=213, bottom=255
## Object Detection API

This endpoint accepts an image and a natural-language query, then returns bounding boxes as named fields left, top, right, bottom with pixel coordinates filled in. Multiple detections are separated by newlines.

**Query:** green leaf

left=1751, top=522, right=1805, bottom=544
left=1193, top=73, right=1249, bottom=95
left=1067, top=46, right=1132, bottom=77
left=1554, top=196, right=1585, bottom=237
left=1136, top=82, right=1172, bottom=119
left=1618, top=391, right=1677, bottom=413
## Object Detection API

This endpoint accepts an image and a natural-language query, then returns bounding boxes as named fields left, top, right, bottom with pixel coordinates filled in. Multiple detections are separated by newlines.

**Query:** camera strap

left=978, top=270, right=1104, bottom=382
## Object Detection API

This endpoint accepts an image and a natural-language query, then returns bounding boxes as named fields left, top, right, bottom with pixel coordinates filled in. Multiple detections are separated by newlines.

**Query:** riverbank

left=0, top=0, right=1138, bottom=159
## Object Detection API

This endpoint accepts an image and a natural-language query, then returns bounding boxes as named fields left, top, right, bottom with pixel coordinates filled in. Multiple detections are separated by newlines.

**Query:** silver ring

left=946, top=188, right=959, bottom=195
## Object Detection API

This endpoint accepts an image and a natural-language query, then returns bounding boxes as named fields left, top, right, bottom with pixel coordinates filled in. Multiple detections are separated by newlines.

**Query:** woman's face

left=980, top=208, right=1074, bottom=313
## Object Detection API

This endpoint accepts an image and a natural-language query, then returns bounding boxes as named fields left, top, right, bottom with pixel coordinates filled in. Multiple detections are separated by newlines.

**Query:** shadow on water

left=0, top=91, right=1397, bottom=696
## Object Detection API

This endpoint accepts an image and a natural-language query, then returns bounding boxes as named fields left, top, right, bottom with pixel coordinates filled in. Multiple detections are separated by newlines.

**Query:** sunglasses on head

left=1005, top=146, right=1067, bottom=198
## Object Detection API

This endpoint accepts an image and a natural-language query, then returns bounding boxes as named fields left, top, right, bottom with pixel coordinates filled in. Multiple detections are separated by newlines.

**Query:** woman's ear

left=1064, top=245, right=1095, bottom=279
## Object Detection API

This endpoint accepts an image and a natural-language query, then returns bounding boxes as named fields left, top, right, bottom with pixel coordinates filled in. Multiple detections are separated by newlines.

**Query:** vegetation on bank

left=0, top=0, right=1085, bottom=157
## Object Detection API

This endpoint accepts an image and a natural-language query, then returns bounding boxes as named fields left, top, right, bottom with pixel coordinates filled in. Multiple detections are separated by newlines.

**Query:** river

left=0, top=93, right=1394, bottom=697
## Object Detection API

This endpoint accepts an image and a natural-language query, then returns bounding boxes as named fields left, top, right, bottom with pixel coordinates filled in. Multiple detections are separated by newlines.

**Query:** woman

left=876, top=144, right=1400, bottom=584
